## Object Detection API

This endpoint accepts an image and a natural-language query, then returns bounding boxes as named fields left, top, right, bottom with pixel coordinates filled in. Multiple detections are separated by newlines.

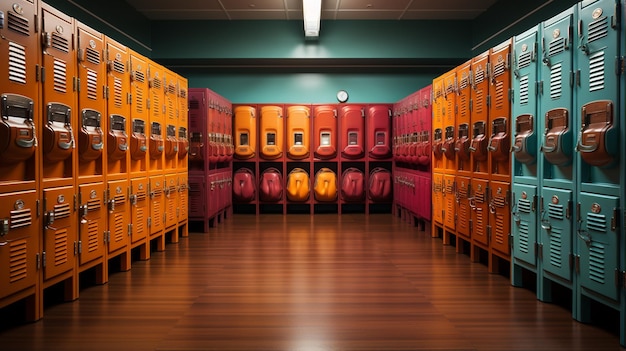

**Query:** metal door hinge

left=147, top=217, right=152, bottom=227
left=616, top=56, right=625, bottom=76
left=42, top=251, right=46, bottom=268
left=78, top=241, right=82, bottom=255
left=128, top=223, right=132, bottom=236
left=575, top=255, right=580, bottom=274
left=74, top=241, right=77, bottom=255
left=36, top=253, right=40, bottom=270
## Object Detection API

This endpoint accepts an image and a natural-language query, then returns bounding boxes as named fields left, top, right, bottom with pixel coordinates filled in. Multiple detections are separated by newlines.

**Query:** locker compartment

left=470, top=178, right=489, bottom=247
left=42, top=186, right=76, bottom=281
left=512, top=114, right=537, bottom=165
left=149, top=176, right=164, bottom=235
left=456, top=176, right=471, bottom=239
left=207, top=173, right=220, bottom=217
left=417, top=86, right=432, bottom=166
left=165, top=124, right=178, bottom=161
left=417, top=130, right=431, bottom=166
left=163, top=71, right=178, bottom=127
left=367, top=105, right=391, bottom=159
left=78, top=109, right=104, bottom=163
left=314, top=168, right=338, bottom=202
left=470, top=121, right=489, bottom=173
left=455, top=123, right=471, bottom=170
left=188, top=131, right=204, bottom=165
left=577, top=193, right=619, bottom=301
left=77, top=183, right=106, bottom=266
left=177, top=76, right=188, bottom=132
left=148, top=62, right=166, bottom=164
left=259, top=167, right=283, bottom=202
left=470, top=51, right=489, bottom=173
left=42, top=102, right=73, bottom=165
left=130, top=118, right=148, bottom=162
left=541, top=108, right=572, bottom=166
left=286, top=168, right=310, bottom=202
left=341, top=168, right=365, bottom=202
left=540, top=187, right=573, bottom=282
left=432, top=173, right=444, bottom=225
left=233, top=168, right=256, bottom=203
left=107, top=179, right=129, bottom=254
left=234, top=105, right=256, bottom=159
left=442, top=174, right=455, bottom=230
left=177, top=173, right=189, bottom=223
left=216, top=102, right=229, bottom=163
left=432, top=128, right=444, bottom=168
left=149, top=121, right=164, bottom=161
left=576, top=100, right=616, bottom=167
left=0, top=190, right=39, bottom=302
left=488, top=38, right=512, bottom=132
left=441, top=126, right=456, bottom=164
left=164, top=175, right=178, bottom=229
left=222, top=172, right=233, bottom=209
left=512, top=183, right=538, bottom=267
left=286, top=105, right=310, bottom=159
left=488, top=181, right=510, bottom=257
left=130, top=178, right=148, bottom=244
left=313, top=105, right=337, bottom=159
left=188, top=176, right=205, bottom=219
left=455, top=61, right=471, bottom=171
left=260, top=105, right=283, bottom=159
left=0, top=94, right=37, bottom=165
left=369, top=168, right=392, bottom=203
left=488, top=117, right=510, bottom=170
left=340, top=105, right=365, bottom=159
left=178, top=127, right=189, bottom=161
left=105, top=36, right=130, bottom=174
left=107, top=114, right=128, bottom=163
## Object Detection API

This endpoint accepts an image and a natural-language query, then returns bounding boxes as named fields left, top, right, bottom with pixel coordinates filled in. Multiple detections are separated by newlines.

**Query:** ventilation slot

left=549, top=227, right=563, bottom=268
left=51, top=33, right=69, bottom=53
left=151, top=77, right=162, bottom=89
left=134, top=70, right=145, bottom=83
left=167, top=84, right=177, bottom=95
left=475, top=191, right=485, bottom=203
left=113, top=60, right=125, bottom=74
left=458, top=186, right=468, bottom=199
left=135, top=207, right=146, bottom=236
left=54, top=228, right=68, bottom=267
left=474, top=69, right=485, bottom=84
left=113, top=212, right=125, bottom=243
left=550, top=63, right=562, bottom=100
left=113, top=193, right=126, bottom=206
left=152, top=95, right=161, bottom=116
left=459, top=94, right=468, bottom=117
left=588, top=16, right=608, bottom=43
left=8, top=41, right=27, bottom=84
left=87, top=197, right=101, bottom=211
left=518, top=51, right=532, bottom=69
left=86, top=68, right=98, bottom=100
left=152, top=201, right=162, bottom=228
left=10, top=208, right=32, bottom=229
left=493, top=194, right=506, bottom=208
left=519, top=76, right=529, bottom=105
left=588, top=242, right=606, bottom=284
left=168, top=100, right=175, bottom=119
left=86, top=47, right=100, bottom=65
left=114, top=77, right=123, bottom=108
left=87, top=220, right=99, bottom=253
left=494, top=213, right=506, bottom=245
left=475, top=208, right=485, bottom=236
left=179, top=89, right=187, bottom=99
left=548, top=203, right=564, bottom=220
left=54, top=203, right=71, bottom=220
left=53, top=59, right=67, bottom=93
left=474, top=90, right=484, bottom=114
left=135, top=88, right=144, bottom=114
left=493, top=60, right=506, bottom=77
left=518, top=221, right=530, bottom=254
left=586, top=212, right=606, bottom=232
left=167, top=197, right=176, bottom=222
left=588, top=51, right=605, bottom=92
left=494, top=81, right=504, bottom=110
left=548, top=37, right=565, bottom=57
left=9, top=239, right=28, bottom=283
left=189, top=99, right=199, bottom=110
left=518, top=198, right=531, bottom=214
left=8, top=12, right=29, bottom=36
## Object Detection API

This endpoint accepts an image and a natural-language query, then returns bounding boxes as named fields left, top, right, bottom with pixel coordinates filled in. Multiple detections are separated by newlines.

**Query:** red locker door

left=418, top=85, right=432, bottom=166
left=367, top=105, right=391, bottom=159
left=340, top=105, right=364, bottom=159
left=188, top=175, right=205, bottom=219
left=418, top=173, right=432, bottom=221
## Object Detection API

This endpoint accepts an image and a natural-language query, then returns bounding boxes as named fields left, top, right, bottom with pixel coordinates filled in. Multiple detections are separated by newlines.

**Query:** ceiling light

left=303, top=0, right=321, bottom=38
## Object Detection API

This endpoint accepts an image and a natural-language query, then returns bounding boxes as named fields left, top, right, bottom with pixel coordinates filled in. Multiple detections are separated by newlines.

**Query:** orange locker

left=313, top=105, right=337, bottom=159
left=148, top=175, right=165, bottom=250
left=286, top=168, right=310, bottom=202
left=442, top=174, right=456, bottom=231
left=0, top=94, right=39, bottom=186
left=367, top=105, right=392, bottom=159
left=234, top=105, right=257, bottom=159
left=470, top=50, right=490, bottom=177
left=488, top=39, right=512, bottom=181
left=130, top=118, right=148, bottom=171
left=149, top=120, right=164, bottom=171
left=489, top=180, right=510, bottom=258
left=177, top=172, right=189, bottom=233
left=286, top=105, right=310, bottom=159
left=340, top=105, right=364, bottom=159
left=260, top=105, right=283, bottom=159
left=177, top=78, right=189, bottom=171
left=129, top=51, right=149, bottom=176
left=441, top=69, right=457, bottom=172
left=431, top=173, right=444, bottom=225
left=165, top=123, right=178, bottom=169
left=148, top=61, right=165, bottom=174
left=455, top=176, right=471, bottom=241
left=164, top=174, right=178, bottom=232
left=129, top=177, right=149, bottom=256
left=178, top=126, right=188, bottom=163
left=313, top=168, right=338, bottom=202
left=432, top=76, right=445, bottom=172
left=163, top=69, right=178, bottom=171
left=470, top=178, right=490, bottom=249
left=455, top=60, right=472, bottom=174
left=77, top=182, right=107, bottom=280
left=106, top=179, right=130, bottom=267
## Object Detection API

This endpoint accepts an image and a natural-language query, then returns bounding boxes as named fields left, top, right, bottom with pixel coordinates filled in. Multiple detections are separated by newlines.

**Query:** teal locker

left=540, top=187, right=574, bottom=282
left=512, top=183, right=538, bottom=267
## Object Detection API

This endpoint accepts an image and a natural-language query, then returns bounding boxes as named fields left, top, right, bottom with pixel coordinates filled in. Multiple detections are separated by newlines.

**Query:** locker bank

left=0, top=0, right=624, bottom=350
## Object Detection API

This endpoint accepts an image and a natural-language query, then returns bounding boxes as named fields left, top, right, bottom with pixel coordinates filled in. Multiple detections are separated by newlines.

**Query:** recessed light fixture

left=303, top=0, right=321, bottom=38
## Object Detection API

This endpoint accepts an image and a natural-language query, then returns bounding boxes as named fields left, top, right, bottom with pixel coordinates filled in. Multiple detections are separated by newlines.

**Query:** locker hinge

left=615, top=269, right=620, bottom=288
left=569, top=253, right=575, bottom=271
left=537, top=81, right=543, bottom=96
left=566, top=200, right=572, bottom=219
left=73, top=194, right=78, bottom=212
left=508, top=88, right=514, bottom=102
left=36, top=199, right=40, bottom=217
left=78, top=241, right=82, bottom=255
left=147, top=217, right=152, bottom=228
left=486, top=95, right=491, bottom=107
left=104, top=231, right=110, bottom=244
left=35, top=64, right=40, bottom=82
left=127, top=93, right=132, bottom=104
left=575, top=255, right=580, bottom=274
left=611, top=208, right=618, bottom=231
left=40, top=66, right=45, bottom=83
left=73, top=76, right=78, bottom=92
left=104, top=86, right=109, bottom=100
left=575, top=69, right=581, bottom=87
left=163, top=213, right=167, bottom=224
left=532, top=195, right=537, bottom=212
left=42, top=251, right=46, bottom=268
left=469, top=219, right=473, bottom=231
left=616, top=56, right=625, bottom=76
left=569, top=71, right=575, bottom=87
left=147, top=98, right=151, bottom=110
left=128, top=223, right=132, bottom=236
left=576, top=202, right=581, bottom=222
left=534, top=242, right=540, bottom=260
left=469, top=99, right=473, bottom=112
left=361, top=109, right=365, bottom=118
left=36, top=253, right=40, bottom=270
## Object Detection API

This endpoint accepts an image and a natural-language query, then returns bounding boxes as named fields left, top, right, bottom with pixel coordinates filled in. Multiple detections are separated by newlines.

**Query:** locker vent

left=112, top=60, right=125, bottom=74
left=152, top=200, right=162, bottom=228
left=114, top=77, right=123, bottom=108
left=433, top=182, right=442, bottom=193
left=8, top=12, right=29, bottom=36
left=87, top=197, right=101, bottom=211
left=548, top=203, right=564, bottom=220
left=152, top=95, right=161, bottom=116
left=445, top=82, right=454, bottom=95
left=168, top=99, right=175, bottom=119
left=475, top=190, right=485, bottom=203
left=458, top=186, right=468, bottom=198
left=549, top=63, right=562, bottom=100
left=189, top=99, right=200, bottom=110
left=474, top=90, right=484, bottom=114
left=518, top=198, right=531, bottom=214
left=474, top=69, right=485, bottom=84
left=51, top=33, right=69, bottom=53
left=459, top=203, right=470, bottom=230
left=9, top=239, right=28, bottom=283
left=167, top=84, right=177, bottom=95
left=586, top=213, right=606, bottom=232
left=54, top=228, right=69, bottom=266
left=10, top=208, right=32, bottom=229
left=548, top=37, right=565, bottom=57
left=459, top=94, right=468, bottom=118
left=588, top=51, right=605, bottom=92
left=135, top=207, right=146, bottom=236
left=494, top=81, right=504, bottom=110
left=518, top=220, right=530, bottom=254
left=518, top=51, right=532, bottom=69
left=86, top=47, right=100, bottom=65
left=113, top=192, right=126, bottom=205
left=549, top=227, right=563, bottom=268
left=494, top=213, right=506, bottom=245
left=134, top=70, right=145, bottom=83
left=519, top=76, right=529, bottom=105
left=87, top=220, right=99, bottom=253
left=136, top=189, right=147, bottom=202
left=588, top=242, right=606, bottom=284
left=135, top=88, right=144, bottom=114
left=493, top=60, right=506, bottom=77
left=588, top=16, right=608, bottom=43
left=113, top=212, right=125, bottom=243
left=167, top=196, right=176, bottom=222
left=445, top=182, right=453, bottom=193
left=54, top=203, right=71, bottom=220
left=493, top=194, right=506, bottom=208
left=53, top=59, right=67, bottom=93
left=8, top=41, right=27, bottom=84
left=151, top=77, right=162, bottom=89
left=459, top=76, right=469, bottom=90
left=86, top=68, right=98, bottom=100
left=180, top=88, right=187, bottom=99
left=475, top=208, right=485, bottom=237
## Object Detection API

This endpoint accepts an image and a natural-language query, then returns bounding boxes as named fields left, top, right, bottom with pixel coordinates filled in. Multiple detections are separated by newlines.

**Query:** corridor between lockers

left=0, top=214, right=619, bottom=351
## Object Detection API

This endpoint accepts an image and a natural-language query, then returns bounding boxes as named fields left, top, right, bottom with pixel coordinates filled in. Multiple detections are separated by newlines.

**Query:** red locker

left=341, top=168, right=365, bottom=202
left=417, top=86, right=432, bottom=166
left=188, top=175, right=205, bottom=219
left=340, top=105, right=364, bottom=159
left=259, top=168, right=283, bottom=202
left=313, top=105, right=337, bottom=159
left=369, top=168, right=392, bottom=203
left=233, top=168, right=256, bottom=202
left=367, top=105, right=392, bottom=159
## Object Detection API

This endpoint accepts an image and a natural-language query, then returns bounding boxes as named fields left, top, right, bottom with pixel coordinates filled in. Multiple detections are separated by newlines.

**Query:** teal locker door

left=577, top=193, right=619, bottom=301
left=540, top=187, right=574, bottom=281
left=512, top=183, right=538, bottom=266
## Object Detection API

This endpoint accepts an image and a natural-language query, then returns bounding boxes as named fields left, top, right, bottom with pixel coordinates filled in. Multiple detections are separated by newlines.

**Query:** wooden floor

left=0, top=214, right=622, bottom=351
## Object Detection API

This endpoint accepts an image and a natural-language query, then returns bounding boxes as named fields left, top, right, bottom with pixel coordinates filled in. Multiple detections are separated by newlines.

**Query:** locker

left=442, top=174, right=456, bottom=231
left=470, top=51, right=490, bottom=177
left=163, top=70, right=178, bottom=129
left=149, top=121, right=164, bottom=163
left=177, top=173, right=189, bottom=223
left=259, top=168, right=283, bottom=202
left=107, top=179, right=129, bottom=254
left=0, top=94, right=38, bottom=181
left=489, top=181, right=511, bottom=257
left=417, top=85, right=432, bottom=166
left=77, top=183, right=106, bottom=266
left=286, top=105, right=310, bottom=159
left=341, top=168, right=365, bottom=202
left=442, top=69, right=457, bottom=171
left=129, top=178, right=149, bottom=245
left=234, top=105, right=257, bottom=159
left=432, top=76, right=444, bottom=171
left=0, top=190, right=39, bottom=303
left=314, top=168, right=338, bottom=202
left=178, top=126, right=189, bottom=161
left=260, top=105, right=283, bottom=159
left=164, top=175, right=178, bottom=229
left=222, top=171, right=232, bottom=209
left=512, top=183, right=538, bottom=266
left=130, top=118, right=148, bottom=165
left=286, top=168, right=310, bottom=202
left=540, top=187, right=574, bottom=282
left=392, top=108, right=400, bottom=160
left=42, top=185, right=76, bottom=280
left=455, top=60, right=472, bottom=173
left=313, top=105, right=337, bottom=159
left=340, top=105, right=365, bottom=159
left=188, top=176, right=204, bottom=219
left=418, top=173, right=431, bottom=221
left=369, top=168, right=392, bottom=203
left=432, top=173, right=444, bottom=225
left=148, top=62, right=165, bottom=173
left=367, top=105, right=392, bottom=159
left=488, top=39, right=512, bottom=179
left=208, top=99, right=220, bottom=164
left=233, top=168, right=256, bottom=202
left=456, top=176, right=471, bottom=240
left=470, top=178, right=489, bottom=248
left=177, top=77, right=189, bottom=155
left=129, top=52, right=149, bottom=176
left=149, top=176, right=164, bottom=235
left=207, top=173, right=219, bottom=217
left=224, top=105, right=234, bottom=162
left=165, top=124, right=178, bottom=162
left=408, top=96, right=420, bottom=164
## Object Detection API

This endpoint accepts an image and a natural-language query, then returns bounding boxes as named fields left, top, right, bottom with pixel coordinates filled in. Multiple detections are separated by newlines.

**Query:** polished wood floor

left=0, top=214, right=622, bottom=350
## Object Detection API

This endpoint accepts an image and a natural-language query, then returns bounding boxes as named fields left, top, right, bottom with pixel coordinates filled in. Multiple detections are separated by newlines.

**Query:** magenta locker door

left=340, top=105, right=365, bottom=159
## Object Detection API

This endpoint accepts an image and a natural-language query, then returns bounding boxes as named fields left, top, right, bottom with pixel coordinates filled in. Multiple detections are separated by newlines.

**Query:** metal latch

left=0, top=218, right=8, bottom=236
left=108, top=199, right=116, bottom=212
left=130, top=194, right=137, bottom=206
left=45, top=211, right=55, bottom=227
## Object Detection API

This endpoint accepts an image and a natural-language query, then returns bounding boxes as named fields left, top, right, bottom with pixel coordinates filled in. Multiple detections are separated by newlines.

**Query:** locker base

left=178, top=220, right=189, bottom=238
left=131, top=239, right=150, bottom=261
left=149, top=231, right=166, bottom=252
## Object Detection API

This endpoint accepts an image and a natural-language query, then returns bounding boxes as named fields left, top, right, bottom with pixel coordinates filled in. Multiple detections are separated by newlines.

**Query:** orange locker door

left=313, top=105, right=337, bottom=159
left=105, top=37, right=130, bottom=176
left=456, top=176, right=471, bottom=240
left=177, top=173, right=189, bottom=223
left=130, top=118, right=148, bottom=173
left=489, top=181, right=510, bottom=258
left=77, top=183, right=106, bottom=266
left=443, top=174, right=456, bottom=231
left=165, top=123, right=178, bottom=169
left=455, top=60, right=472, bottom=174
left=340, top=105, right=364, bottom=159
left=488, top=39, right=512, bottom=180
left=234, top=106, right=257, bottom=159
left=470, top=178, right=490, bottom=248
left=0, top=190, right=40, bottom=302
left=148, top=62, right=165, bottom=173
left=42, top=185, right=76, bottom=281
left=129, top=52, right=149, bottom=176
left=470, top=51, right=490, bottom=177
left=260, top=105, right=283, bottom=159
left=149, top=176, right=165, bottom=235
left=442, top=70, right=457, bottom=172
left=432, top=173, right=444, bottom=225
left=314, top=168, right=338, bottom=202
left=431, top=76, right=444, bottom=172
left=367, top=105, right=392, bottom=159
left=130, top=178, right=148, bottom=245
left=177, top=78, right=189, bottom=170
left=107, top=179, right=129, bottom=254
left=287, top=105, right=310, bottom=159
left=164, top=175, right=178, bottom=230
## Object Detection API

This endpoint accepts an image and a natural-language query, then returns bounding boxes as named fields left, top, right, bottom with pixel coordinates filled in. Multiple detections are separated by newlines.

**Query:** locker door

left=340, top=105, right=365, bottom=159
left=418, top=85, right=432, bottom=166
left=208, top=173, right=219, bottom=217
left=443, top=174, right=456, bottom=231
left=234, top=105, right=257, bottom=159
left=432, top=76, right=444, bottom=172
left=148, top=62, right=165, bottom=173
left=130, top=178, right=148, bottom=244
left=107, top=179, right=129, bottom=254
left=442, top=70, right=457, bottom=171
left=149, top=176, right=164, bottom=235
left=418, top=174, right=432, bottom=221
left=0, top=190, right=39, bottom=300
left=77, top=183, right=106, bottom=266
left=456, top=176, right=471, bottom=239
left=470, top=51, right=490, bottom=176
left=540, top=187, right=573, bottom=281
left=260, top=105, right=283, bottom=159
left=105, top=37, right=130, bottom=175
left=187, top=92, right=205, bottom=168
left=286, top=105, right=310, bottom=159
left=42, top=186, right=76, bottom=280
left=129, top=52, right=149, bottom=176
left=512, top=183, right=538, bottom=266
left=164, top=175, right=178, bottom=229
left=470, top=178, right=489, bottom=247
left=432, top=173, right=444, bottom=225
left=455, top=60, right=472, bottom=173
left=188, top=176, right=205, bottom=219
left=489, top=181, right=511, bottom=257
left=488, top=39, right=512, bottom=179
left=177, top=173, right=189, bottom=222
left=578, top=193, right=619, bottom=301
left=367, top=105, right=391, bottom=159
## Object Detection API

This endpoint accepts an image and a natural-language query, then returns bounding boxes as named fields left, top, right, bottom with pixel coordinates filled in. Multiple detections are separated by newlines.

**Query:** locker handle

left=540, top=209, right=551, bottom=232
left=577, top=229, right=591, bottom=245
